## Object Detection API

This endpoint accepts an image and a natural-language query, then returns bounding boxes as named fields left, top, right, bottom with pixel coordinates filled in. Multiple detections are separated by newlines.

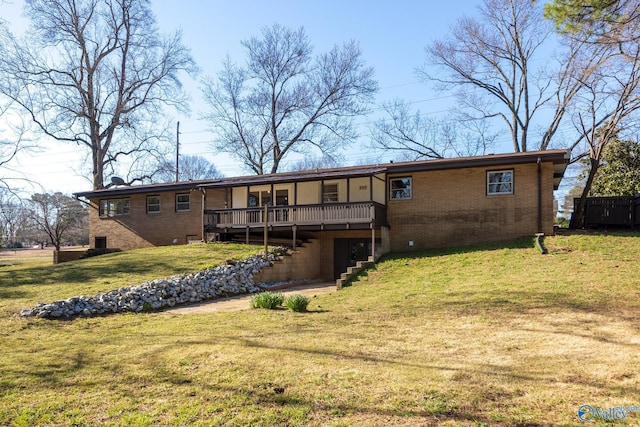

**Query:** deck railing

left=205, top=202, right=386, bottom=229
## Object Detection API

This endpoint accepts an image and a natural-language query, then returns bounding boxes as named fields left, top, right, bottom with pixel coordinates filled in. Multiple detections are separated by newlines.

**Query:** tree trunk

left=92, top=145, right=104, bottom=190
left=573, top=157, right=600, bottom=229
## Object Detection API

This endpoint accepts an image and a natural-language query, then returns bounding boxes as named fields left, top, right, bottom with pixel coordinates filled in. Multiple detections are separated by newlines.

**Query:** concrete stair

left=335, top=248, right=386, bottom=289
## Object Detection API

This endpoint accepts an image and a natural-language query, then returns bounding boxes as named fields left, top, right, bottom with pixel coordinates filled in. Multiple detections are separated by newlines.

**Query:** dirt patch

left=163, top=282, right=336, bottom=314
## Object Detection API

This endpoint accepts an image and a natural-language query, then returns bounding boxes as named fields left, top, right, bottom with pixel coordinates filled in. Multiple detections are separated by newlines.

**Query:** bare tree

left=370, top=99, right=498, bottom=160
left=0, top=0, right=197, bottom=190
left=0, top=20, right=34, bottom=192
left=27, top=193, right=86, bottom=251
left=287, top=155, right=342, bottom=172
left=0, top=112, right=25, bottom=191
left=543, top=1, right=640, bottom=226
left=157, top=154, right=223, bottom=182
left=422, top=0, right=599, bottom=153
left=201, top=23, right=377, bottom=175
left=0, top=190, right=25, bottom=247
left=569, top=45, right=640, bottom=227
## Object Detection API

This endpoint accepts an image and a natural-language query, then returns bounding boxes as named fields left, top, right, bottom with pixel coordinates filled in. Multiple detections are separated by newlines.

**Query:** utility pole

left=175, top=121, right=180, bottom=182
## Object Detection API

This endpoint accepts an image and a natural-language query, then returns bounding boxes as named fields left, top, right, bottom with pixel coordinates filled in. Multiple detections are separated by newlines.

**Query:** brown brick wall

left=204, top=188, right=227, bottom=210
left=85, top=161, right=557, bottom=257
left=87, top=190, right=203, bottom=251
left=253, top=238, right=323, bottom=283
left=311, top=229, right=378, bottom=280
left=248, top=231, right=377, bottom=283
left=54, top=249, right=86, bottom=264
left=386, top=162, right=555, bottom=252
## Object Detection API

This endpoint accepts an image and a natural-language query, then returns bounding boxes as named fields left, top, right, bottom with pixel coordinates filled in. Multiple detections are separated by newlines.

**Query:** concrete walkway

left=163, top=281, right=337, bottom=315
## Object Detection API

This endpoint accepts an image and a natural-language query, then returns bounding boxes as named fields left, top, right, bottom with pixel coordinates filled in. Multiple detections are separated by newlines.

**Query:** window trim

left=176, top=193, right=190, bottom=212
left=389, top=177, right=412, bottom=200
left=146, top=195, right=161, bottom=214
left=487, top=169, right=514, bottom=195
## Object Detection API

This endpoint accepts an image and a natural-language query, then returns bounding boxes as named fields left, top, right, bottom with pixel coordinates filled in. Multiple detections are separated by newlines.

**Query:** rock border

left=20, top=247, right=289, bottom=319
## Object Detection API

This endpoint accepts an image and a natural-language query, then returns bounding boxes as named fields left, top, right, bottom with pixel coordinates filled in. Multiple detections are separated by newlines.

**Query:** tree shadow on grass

left=147, top=333, right=625, bottom=426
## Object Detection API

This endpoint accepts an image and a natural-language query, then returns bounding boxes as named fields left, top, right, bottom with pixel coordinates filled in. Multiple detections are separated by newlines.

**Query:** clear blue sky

left=1, top=0, right=523, bottom=194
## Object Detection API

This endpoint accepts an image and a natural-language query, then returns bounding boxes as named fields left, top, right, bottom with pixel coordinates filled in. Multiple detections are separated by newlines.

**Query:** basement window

left=487, top=170, right=514, bottom=195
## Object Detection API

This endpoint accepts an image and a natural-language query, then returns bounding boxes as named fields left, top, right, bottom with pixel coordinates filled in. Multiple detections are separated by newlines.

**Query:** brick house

left=74, top=149, right=569, bottom=280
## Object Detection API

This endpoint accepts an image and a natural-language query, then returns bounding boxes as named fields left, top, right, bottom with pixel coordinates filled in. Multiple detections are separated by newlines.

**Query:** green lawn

left=1, top=234, right=640, bottom=426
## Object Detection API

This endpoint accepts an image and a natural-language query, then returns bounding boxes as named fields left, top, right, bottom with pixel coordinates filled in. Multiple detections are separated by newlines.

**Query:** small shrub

left=284, top=294, right=310, bottom=312
left=250, top=291, right=284, bottom=309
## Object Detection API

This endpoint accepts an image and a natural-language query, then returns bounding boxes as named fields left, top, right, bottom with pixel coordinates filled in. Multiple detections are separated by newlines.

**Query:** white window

left=323, top=184, right=338, bottom=203
left=487, top=170, right=514, bottom=195
left=390, top=177, right=412, bottom=200
left=147, top=195, right=161, bottom=213
left=176, top=193, right=190, bottom=212
left=99, top=198, right=130, bottom=217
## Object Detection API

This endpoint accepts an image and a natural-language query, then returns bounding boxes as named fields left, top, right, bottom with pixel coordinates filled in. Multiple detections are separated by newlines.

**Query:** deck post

left=292, top=225, right=297, bottom=250
left=371, top=226, right=376, bottom=262
left=200, top=189, right=206, bottom=242
left=245, top=227, right=249, bottom=245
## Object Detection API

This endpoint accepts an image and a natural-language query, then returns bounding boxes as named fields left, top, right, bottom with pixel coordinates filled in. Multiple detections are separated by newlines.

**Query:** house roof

left=73, top=149, right=570, bottom=198
left=73, top=179, right=217, bottom=199
left=197, top=165, right=387, bottom=189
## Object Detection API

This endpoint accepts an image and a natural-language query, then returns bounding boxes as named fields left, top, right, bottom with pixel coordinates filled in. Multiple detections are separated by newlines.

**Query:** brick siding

left=386, top=162, right=555, bottom=252
left=88, top=190, right=203, bottom=251
left=84, top=160, right=558, bottom=260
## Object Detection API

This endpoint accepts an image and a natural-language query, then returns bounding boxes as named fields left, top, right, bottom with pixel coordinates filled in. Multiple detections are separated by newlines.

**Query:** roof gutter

left=386, top=150, right=569, bottom=174
left=537, top=156, right=543, bottom=233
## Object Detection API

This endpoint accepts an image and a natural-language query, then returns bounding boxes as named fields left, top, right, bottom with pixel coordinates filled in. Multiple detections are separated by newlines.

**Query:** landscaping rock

left=20, top=247, right=288, bottom=320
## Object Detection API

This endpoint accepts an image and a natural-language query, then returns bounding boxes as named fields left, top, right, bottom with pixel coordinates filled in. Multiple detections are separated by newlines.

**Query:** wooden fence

left=572, top=195, right=640, bottom=228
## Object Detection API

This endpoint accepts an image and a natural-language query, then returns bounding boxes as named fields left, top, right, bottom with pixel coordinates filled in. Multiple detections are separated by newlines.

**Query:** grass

left=0, top=243, right=259, bottom=317
left=1, top=234, right=640, bottom=425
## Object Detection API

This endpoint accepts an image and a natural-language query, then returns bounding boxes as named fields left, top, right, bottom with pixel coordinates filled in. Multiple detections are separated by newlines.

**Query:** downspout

left=200, top=188, right=206, bottom=242
left=535, top=157, right=547, bottom=254
left=293, top=181, right=298, bottom=250
left=537, top=157, right=542, bottom=233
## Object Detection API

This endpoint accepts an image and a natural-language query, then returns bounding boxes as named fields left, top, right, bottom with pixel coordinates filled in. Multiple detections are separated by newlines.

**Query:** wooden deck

left=205, top=202, right=387, bottom=231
